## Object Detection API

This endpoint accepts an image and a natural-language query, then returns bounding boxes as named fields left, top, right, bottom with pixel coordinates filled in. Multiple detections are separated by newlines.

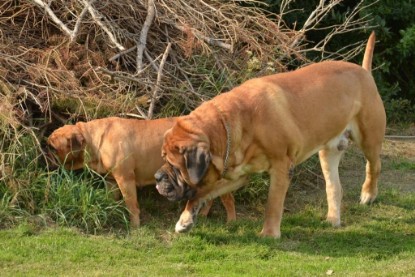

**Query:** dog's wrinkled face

left=155, top=162, right=196, bottom=202
left=46, top=125, right=85, bottom=170
left=155, top=127, right=211, bottom=202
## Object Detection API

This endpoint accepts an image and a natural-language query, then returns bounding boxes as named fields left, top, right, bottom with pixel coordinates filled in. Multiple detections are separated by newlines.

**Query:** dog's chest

left=225, top=149, right=270, bottom=180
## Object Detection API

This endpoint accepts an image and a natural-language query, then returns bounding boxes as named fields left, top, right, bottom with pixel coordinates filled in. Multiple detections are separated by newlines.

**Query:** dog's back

left=76, top=117, right=177, bottom=185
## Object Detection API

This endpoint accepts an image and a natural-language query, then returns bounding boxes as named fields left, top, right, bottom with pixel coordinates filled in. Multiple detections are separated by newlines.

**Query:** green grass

left=1, top=184, right=414, bottom=276
left=0, top=132, right=414, bottom=276
left=390, top=160, right=415, bottom=171
left=44, top=169, right=129, bottom=233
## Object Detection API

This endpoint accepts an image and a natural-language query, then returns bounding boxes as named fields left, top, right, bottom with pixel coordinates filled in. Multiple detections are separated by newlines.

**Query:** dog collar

left=211, top=102, right=231, bottom=177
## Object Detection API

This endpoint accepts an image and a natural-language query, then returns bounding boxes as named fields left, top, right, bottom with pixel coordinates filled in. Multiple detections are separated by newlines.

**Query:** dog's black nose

left=154, top=171, right=165, bottom=182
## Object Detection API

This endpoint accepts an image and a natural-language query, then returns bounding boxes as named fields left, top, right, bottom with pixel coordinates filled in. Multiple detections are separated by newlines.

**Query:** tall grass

left=0, top=123, right=129, bottom=233
left=0, top=128, right=324, bottom=234
left=1, top=166, right=130, bottom=233
left=1, top=167, right=129, bottom=233
left=44, top=169, right=130, bottom=233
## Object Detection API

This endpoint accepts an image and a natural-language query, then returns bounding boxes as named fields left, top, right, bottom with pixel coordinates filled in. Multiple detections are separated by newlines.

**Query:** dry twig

left=148, top=42, right=172, bottom=119
left=279, top=0, right=373, bottom=61
left=32, top=0, right=89, bottom=42
left=81, top=0, right=125, bottom=51
left=137, top=0, right=156, bottom=72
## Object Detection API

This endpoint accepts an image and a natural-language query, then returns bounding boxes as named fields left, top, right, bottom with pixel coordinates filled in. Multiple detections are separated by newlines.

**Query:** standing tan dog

left=155, top=32, right=386, bottom=238
left=47, top=117, right=236, bottom=227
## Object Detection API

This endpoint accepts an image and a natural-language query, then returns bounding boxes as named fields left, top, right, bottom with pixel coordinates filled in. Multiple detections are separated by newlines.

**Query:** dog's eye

left=172, top=166, right=180, bottom=176
left=167, top=161, right=180, bottom=175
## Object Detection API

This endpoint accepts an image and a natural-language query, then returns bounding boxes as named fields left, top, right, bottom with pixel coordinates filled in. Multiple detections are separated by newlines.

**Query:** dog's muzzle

left=44, top=146, right=60, bottom=171
left=155, top=164, right=196, bottom=202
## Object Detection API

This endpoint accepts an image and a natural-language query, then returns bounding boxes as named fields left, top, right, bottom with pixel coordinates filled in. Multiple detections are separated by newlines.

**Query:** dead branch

left=32, top=0, right=88, bottom=42
left=135, top=106, right=149, bottom=119
left=144, top=50, right=160, bottom=72
left=95, top=66, right=149, bottom=83
left=118, top=112, right=145, bottom=119
left=147, top=42, right=172, bottom=119
left=81, top=0, right=125, bottom=51
left=137, top=0, right=156, bottom=72
left=73, top=2, right=90, bottom=40
left=2, top=0, right=373, bottom=135
left=172, top=23, right=233, bottom=51
left=279, top=0, right=372, bottom=61
left=32, top=0, right=72, bottom=37
left=306, top=0, right=376, bottom=60
left=109, top=46, right=137, bottom=62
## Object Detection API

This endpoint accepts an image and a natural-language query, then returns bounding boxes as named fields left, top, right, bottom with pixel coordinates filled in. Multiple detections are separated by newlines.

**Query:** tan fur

left=47, top=117, right=235, bottom=227
left=158, top=32, right=386, bottom=237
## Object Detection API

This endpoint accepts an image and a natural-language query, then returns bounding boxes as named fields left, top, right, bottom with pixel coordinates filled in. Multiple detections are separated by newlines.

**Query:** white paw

left=326, top=216, right=341, bottom=227
left=175, top=220, right=193, bottom=233
left=360, top=192, right=377, bottom=205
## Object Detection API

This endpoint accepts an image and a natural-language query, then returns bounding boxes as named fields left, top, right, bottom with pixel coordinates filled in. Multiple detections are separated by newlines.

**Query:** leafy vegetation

left=0, top=1, right=414, bottom=275
left=263, top=0, right=415, bottom=123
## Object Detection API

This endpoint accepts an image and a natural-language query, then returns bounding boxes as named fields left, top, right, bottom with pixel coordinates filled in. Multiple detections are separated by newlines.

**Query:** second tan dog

left=155, top=32, right=386, bottom=238
left=47, top=117, right=236, bottom=227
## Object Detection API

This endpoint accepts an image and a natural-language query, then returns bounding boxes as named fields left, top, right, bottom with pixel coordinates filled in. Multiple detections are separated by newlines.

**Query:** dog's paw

left=175, top=210, right=195, bottom=233
left=259, top=228, right=281, bottom=239
left=175, top=220, right=193, bottom=233
left=360, top=192, right=377, bottom=205
left=326, top=216, right=341, bottom=227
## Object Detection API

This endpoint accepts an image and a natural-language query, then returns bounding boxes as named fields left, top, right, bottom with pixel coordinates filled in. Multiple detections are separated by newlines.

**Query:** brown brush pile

left=0, top=0, right=370, bottom=210
left=0, top=0, right=308, bottom=202
left=0, top=0, right=304, bottom=128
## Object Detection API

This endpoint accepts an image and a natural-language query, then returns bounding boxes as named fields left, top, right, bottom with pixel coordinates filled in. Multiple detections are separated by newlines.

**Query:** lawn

left=0, top=140, right=414, bottom=276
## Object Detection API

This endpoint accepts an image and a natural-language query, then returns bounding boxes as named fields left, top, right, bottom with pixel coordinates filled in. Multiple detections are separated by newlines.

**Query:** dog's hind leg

left=220, top=193, right=236, bottom=222
left=199, top=193, right=236, bottom=222
left=199, top=199, right=214, bottom=217
left=319, top=146, right=345, bottom=227
left=358, top=136, right=383, bottom=205
left=352, top=105, right=385, bottom=205
left=113, top=171, right=140, bottom=227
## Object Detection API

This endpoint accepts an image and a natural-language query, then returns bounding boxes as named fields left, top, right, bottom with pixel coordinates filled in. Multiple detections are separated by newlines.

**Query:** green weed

left=0, top=186, right=414, bottom=277
left=390, top=160, right=415, bottom=171
left=44, top=168, right=129, bottom=233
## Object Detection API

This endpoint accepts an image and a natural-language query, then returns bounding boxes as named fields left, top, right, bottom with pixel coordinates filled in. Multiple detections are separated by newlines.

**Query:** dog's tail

left=362, top=31, right=376, bottom=72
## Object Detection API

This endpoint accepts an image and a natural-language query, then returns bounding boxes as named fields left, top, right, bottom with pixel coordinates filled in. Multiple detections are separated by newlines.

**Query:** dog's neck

left=210, top=102, right=231, bottom=177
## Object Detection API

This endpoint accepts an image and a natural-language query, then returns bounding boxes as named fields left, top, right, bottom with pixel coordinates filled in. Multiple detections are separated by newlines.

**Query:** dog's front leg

left=113, top=171, right=140, bottom=228
left=260, top=158, right=291, bottom=238
left=175, top=198, right=204, bottom=233
left=105, top=177, right=122, bottom=201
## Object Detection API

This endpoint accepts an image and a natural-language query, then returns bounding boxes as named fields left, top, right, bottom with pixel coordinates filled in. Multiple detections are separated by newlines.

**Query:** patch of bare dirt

left=380, top=139, right=415, bottom=192
left=341, top=139, right=415, bottom=193
left=383, top=140, right=415, bottom=162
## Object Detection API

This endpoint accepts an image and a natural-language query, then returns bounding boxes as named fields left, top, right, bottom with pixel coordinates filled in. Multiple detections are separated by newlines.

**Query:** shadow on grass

left=184, top=221, right=414, bottom=261
left=177, top=195, right=415, bottom=261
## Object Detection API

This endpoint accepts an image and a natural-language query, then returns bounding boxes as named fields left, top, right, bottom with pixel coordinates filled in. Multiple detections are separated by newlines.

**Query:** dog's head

left=46, top=125, right=86, bottom=170
left=155, top=120, right=214, bottom=202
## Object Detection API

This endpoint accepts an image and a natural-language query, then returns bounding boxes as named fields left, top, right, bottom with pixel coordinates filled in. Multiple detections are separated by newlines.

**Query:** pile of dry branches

left=0, top=0, right=371, bottom=185
left=0, top=0, right=299, bottom=128
left=1, top=0, right=371, bottom=125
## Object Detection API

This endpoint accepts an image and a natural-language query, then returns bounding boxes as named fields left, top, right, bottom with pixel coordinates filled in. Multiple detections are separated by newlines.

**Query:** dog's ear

left=184, top=145, right=211, bottom=185
left=69, top=129, right=85, bottom=152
